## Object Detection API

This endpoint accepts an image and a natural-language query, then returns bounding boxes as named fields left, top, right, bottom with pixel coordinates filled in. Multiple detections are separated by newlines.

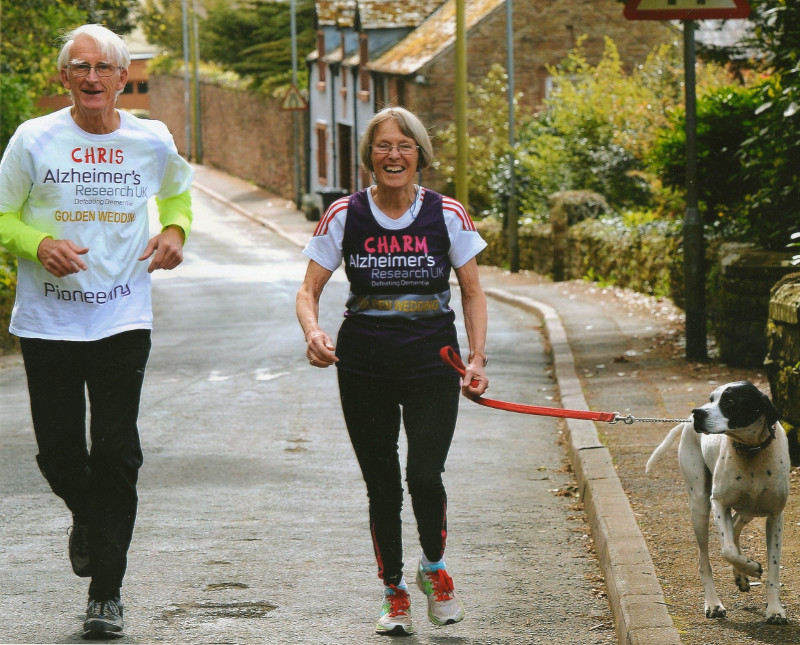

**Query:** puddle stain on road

left=160, top=600, right=277, bottom=621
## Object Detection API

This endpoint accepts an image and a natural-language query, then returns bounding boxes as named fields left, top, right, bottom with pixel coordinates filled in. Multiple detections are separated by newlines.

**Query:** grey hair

left=58, top=24, right=131, bottom=74
left=359, top=107, right=434, bottom=173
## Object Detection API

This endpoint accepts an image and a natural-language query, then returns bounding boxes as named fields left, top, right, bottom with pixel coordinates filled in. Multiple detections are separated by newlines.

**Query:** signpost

left=624, top=0, right=750, bottom=361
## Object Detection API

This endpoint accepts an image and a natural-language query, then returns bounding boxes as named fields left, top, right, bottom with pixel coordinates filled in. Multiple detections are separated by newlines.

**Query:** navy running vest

left=336, top=188, right=459, bottom=379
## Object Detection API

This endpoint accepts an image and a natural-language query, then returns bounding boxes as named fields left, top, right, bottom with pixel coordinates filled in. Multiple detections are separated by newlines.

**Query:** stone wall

left=766, top=273, right=800, bottom=463
left=478, top=198, right=799, bottom=374
left=148, top=74, right=305, bottom=201
left=714, top=244, right=798, bottom=368
left=476, top=190, right=684, bottom=302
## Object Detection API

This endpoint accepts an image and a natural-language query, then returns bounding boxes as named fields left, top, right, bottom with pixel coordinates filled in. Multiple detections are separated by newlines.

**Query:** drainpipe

left=305, top=58, right=312, bottom=197
left=191, top=0, right=203, bottom=163
left=352, top=65, right=359, bottom=191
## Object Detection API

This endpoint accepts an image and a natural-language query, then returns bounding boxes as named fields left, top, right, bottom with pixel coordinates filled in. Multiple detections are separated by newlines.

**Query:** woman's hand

left=305, top=329, right=338, bottom=368
left=297, top=261, right=338, bottom=369
left=462, top=359, right=489, bottom=396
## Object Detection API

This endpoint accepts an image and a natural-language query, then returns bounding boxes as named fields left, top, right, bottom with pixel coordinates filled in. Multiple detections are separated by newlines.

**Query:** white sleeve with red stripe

left=302, top=196, right=348, bottom=271
left=443, top=196, right=487, bottom=269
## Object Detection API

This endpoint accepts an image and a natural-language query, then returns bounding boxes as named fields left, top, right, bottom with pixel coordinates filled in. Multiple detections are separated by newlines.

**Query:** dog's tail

left=645, top=422, right=689, bottom=474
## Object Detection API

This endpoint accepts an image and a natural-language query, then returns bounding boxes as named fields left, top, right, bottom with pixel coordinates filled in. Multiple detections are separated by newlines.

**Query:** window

left=338, top=123, right=353, bottom=193
left=536, top=67, right=553, bottom=104
left=317, top=30, right=327, bottom=87
left=137, top=81, right=148, bottom=94
left=316, top=123, right=328, bottom=184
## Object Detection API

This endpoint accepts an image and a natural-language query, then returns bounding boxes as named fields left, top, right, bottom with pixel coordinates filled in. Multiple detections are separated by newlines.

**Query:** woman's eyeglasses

left=372, top=143, right=419, bottom=156
left=68, top=63, right=120, bottom=78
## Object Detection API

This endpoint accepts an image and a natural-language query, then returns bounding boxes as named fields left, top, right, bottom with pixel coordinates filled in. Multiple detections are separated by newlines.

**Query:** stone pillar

left=714, top=243, right=796, bottom=367
left=766, top=272, right=800, bottom=464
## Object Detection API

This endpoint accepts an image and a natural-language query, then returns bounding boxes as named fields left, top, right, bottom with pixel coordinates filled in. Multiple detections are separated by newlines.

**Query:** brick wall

left=411, top=0, right=674, bottom=196
left=415, top=0, right=674, bottom=134
left=149, top=74, right=305, bottom=201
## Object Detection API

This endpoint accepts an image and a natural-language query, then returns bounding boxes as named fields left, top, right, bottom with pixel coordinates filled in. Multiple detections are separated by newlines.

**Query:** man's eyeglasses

left=372, top=143, right=419, bottom=156
left=68, top=63, right=120, bottom=78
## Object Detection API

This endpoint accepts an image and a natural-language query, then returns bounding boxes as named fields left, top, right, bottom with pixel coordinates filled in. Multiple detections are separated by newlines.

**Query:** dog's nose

left=691, top=408, right=708, bottom=433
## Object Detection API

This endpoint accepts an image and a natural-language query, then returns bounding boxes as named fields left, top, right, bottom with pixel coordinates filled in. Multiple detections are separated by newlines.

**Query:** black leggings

left=337, top=370, right=460, bottom=587
left=21, top=330, right=151, bottom=600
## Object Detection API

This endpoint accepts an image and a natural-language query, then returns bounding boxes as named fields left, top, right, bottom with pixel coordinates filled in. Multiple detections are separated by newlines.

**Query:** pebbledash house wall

left=148, top=75, right=304, bottom=201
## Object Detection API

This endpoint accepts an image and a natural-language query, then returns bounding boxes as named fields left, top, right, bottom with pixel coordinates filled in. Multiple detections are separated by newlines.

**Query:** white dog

left=646, top=381, right=790, bottom=624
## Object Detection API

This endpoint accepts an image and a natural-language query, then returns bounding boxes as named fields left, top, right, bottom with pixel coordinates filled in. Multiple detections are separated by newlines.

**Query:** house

left=304, top=0, right=674, bottom=218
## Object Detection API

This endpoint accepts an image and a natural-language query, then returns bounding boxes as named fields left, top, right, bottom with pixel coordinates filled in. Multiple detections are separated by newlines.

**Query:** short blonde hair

left=359, top=107, right=434, bottom=173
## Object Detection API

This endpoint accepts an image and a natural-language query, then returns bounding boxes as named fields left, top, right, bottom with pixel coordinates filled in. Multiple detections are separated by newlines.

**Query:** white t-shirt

left=0, top=108, right=193, bottom=341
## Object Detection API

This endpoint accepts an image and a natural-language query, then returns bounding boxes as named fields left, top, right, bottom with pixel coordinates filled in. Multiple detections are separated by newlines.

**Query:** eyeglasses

left=372, top=143, right=419, bottom=156
left=68, top=62, right=120, bottom=78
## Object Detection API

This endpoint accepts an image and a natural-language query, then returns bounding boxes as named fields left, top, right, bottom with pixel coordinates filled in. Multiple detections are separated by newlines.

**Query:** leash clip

left=610, top=413, right=635, bottom=425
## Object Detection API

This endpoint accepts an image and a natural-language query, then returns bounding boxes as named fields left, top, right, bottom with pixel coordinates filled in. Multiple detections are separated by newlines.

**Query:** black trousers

left=337, top=370, right=460, bottom=587
left=21, top=329, right=151, bottom=600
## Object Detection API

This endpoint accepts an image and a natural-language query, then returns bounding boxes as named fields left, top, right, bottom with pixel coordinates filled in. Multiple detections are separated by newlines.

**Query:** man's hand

left=37, top=238, right=89, bottom=277
left=139, top=225, right=185, bottom=273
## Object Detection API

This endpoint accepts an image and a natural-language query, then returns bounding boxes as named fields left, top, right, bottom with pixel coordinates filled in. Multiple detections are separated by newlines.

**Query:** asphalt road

left=0, top=189, right=616, bottom=644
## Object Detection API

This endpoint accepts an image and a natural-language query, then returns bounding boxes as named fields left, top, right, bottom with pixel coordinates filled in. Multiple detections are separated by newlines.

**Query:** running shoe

left=83, top=597, right=124, bottom=639
left=376, top=584, right=414, bottom=635
left=416, top=558, right=465, bottom=626
left=68, top=515, right=91, bottom=577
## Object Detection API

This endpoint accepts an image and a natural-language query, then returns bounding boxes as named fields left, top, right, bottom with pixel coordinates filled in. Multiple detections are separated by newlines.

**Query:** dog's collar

left=732, top=423, right=777, bottom=458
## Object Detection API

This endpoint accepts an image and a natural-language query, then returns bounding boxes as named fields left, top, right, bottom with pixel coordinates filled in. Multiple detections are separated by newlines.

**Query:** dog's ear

left=761, top=393, right=781, bottom=427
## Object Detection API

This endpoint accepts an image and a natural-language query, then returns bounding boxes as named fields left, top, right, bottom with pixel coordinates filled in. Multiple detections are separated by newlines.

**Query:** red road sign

left=624, top=0, right=750, bottom=21
left=281, top=84, right=308, bottom=111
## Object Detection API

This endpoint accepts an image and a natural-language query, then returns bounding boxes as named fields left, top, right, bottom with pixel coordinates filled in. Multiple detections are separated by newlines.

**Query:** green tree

left=485, top=38, right=730, bottom=221
left=77, top=0, right=140, bottom=34
left=1, top=1, right=81, bottom=149
left=738, top=0, right=800, bottom=250
left=647, top=85, right=762, bottom=238
left=0, top=0, right=139, bottom=151
left=141, top=0, right=315, bottom=91
left=201, top=0, right=314, bottom=90
left=139, top=0, right=190, bottom=55
left=645, top=1, right=799, bottom=250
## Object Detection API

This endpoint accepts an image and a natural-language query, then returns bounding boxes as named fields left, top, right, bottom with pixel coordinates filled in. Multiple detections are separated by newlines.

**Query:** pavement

left=191, top=163, right=684, bottom=645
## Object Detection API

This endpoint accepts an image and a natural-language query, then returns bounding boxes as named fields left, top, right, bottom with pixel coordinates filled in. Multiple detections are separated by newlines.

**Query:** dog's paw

left=734, top=571, right=751, bottom=592
left=742, top=559, right=763, bottom=579
left=705, top=604, right=727, bottom=619
left=765, top=610, right=789, bottom=625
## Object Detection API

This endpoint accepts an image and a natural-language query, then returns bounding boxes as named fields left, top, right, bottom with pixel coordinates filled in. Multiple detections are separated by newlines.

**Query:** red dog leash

left=440, top=346, right=620, bottom=423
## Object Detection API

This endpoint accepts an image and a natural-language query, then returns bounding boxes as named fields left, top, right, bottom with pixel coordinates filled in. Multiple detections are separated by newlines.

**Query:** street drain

left=161, top=601, right=277, bottom=621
